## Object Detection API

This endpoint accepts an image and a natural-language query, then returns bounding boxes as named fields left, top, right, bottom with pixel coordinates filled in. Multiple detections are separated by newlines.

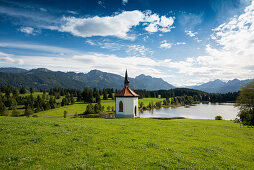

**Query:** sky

left=0, top=0, right=253, bottom=86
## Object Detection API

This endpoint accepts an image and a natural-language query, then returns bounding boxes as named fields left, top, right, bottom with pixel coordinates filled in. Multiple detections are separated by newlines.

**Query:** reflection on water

left=139, top=103, right=239, bottom=120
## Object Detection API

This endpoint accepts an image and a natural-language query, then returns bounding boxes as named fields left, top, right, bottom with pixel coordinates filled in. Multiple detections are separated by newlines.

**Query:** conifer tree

left=25, top=105, right=33, bottom=117
left=0, top=101, right=7, bottom=116
left=20, top=86, right=26, bottom=94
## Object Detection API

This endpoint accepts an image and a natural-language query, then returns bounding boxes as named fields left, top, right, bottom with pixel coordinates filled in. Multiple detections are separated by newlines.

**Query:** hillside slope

left=0, top=117, right=253, bottom=169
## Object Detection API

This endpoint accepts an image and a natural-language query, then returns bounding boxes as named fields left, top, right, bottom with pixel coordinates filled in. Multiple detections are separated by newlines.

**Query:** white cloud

left=185, top=30, right=198, bottom=37
left=86, top=39, right=96, bottom=46
left=14, top=53, right=164, bottom=78
left=39, top=8, right=47, bottom=12
left=59, top=10, right=175, bottom=40
left=98, top=1, right=106, bottom=8
left=19, top=27, right=37, bottom=35
left=59, top=10, right=144, bottom=40
left=176, top=42, right=186, bottom=45
left=144, top=11, right=175, bottom=33
left=67, top=10, right=78, bottom=15
left=160, top=40, right=172, bottom=49
left=0, top=52, right=24, bottom=64
left=122, top=0, right=128, bottom=5
left=145, top=23, right=158, bottom=32
left=0, top=42, right=79, bottom=55
left=126, top=45, right=153, bottom=56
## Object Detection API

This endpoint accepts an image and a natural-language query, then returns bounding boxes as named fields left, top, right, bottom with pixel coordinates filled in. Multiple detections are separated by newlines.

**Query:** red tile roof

left=115, top=86, right=139, bottom=97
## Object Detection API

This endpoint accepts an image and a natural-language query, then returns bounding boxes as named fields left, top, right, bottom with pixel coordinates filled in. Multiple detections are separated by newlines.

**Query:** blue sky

left=0, top=0, right=253, bottom=86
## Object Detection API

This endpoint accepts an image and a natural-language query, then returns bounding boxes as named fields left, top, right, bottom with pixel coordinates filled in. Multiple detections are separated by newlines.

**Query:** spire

left=124, top=69, right=129, bottom=87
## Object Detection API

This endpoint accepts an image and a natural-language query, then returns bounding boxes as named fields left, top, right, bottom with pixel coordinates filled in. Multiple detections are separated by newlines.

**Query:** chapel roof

left=115, top=86, right=139, bottom=97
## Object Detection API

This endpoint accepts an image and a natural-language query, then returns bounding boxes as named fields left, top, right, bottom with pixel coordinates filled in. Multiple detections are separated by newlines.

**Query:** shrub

left=64, top=110, right=67, bottom=118
left=215, top=116, right=223, bottom=120
left=11, top=110, right=20, bottom=117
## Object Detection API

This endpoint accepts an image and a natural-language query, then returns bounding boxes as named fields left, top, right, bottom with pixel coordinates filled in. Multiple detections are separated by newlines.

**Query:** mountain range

left=187, top=79, right=254, bottom=93
left=0, top=67, right=253, bottom=93
left=0, top=67, right=174, bottom=91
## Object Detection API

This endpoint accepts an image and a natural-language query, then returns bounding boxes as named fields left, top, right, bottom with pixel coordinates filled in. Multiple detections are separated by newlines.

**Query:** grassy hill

left=0, top=117, right=253, bottom=169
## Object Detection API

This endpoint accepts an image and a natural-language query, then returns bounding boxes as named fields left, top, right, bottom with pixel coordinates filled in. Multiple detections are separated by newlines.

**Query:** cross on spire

left=124, top=69, right=129, bottom=87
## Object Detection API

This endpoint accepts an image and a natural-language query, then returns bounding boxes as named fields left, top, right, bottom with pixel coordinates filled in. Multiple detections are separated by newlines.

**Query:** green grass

left=139, top=97, right=165, bottom=106
left=36, top=100, right=115, bottom=117
left=36, top=102, right=88, bottom=117
left=19, top=92, right=44, bottom=97
left=0, top=117, right=253, bottom=169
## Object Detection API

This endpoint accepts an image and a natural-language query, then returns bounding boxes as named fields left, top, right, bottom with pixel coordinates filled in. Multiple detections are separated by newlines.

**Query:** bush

left=64, top=110, right=67, bottom=118
left=11, top=110, right=20, bottom=117
left=215, top=116, right=223, bottom=120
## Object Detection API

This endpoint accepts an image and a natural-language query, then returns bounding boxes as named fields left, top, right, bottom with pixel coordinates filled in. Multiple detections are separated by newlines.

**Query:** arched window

left=135, top=106, right=137, bottom=116
left=119, top=101, right=123, bottom=112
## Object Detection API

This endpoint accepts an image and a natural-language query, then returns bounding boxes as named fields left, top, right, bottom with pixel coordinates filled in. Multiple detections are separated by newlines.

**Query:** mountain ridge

left=186, top=78, right=254, bottom=93
left=0, top=67, right=174, bottom=91
left=0, top=67, right=253, bottom=93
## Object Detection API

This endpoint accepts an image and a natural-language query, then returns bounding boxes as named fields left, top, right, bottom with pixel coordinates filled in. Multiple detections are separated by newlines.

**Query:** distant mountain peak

left=29, top=68, right=51, bottom=72
left=136, top=74, right=152, bottom=79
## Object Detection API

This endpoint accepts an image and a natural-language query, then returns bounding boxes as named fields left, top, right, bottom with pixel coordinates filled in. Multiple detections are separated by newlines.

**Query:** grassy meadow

left=0, top=117, right=253, bottom=169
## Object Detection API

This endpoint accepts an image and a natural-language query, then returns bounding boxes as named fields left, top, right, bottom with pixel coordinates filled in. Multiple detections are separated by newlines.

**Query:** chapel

left=115, top=70, right=139, bottom=118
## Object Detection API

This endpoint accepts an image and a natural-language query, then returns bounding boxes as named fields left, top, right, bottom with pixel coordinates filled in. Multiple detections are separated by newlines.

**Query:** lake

left=139, top=103, right=239, bottom=120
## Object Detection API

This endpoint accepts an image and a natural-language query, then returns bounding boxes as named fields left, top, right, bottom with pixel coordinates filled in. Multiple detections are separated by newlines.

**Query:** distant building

left=115, top=70, right=139, bottom=118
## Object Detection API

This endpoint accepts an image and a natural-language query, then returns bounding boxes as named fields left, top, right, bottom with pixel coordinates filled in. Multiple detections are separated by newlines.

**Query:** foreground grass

left=0, top=117, right=253, bottom=169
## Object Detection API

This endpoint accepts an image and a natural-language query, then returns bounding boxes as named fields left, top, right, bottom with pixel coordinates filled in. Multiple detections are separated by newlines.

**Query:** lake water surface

left=139, top=103, right=239, bottom=120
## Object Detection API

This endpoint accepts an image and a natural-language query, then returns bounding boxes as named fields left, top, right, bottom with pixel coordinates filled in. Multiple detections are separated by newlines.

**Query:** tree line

left=136, top=88, right=239, bottom=103
left=0, top=85, right=116, bottom=117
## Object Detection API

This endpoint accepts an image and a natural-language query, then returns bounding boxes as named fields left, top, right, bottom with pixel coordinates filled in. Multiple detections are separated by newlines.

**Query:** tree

left=70, top=95, right=75, bottom=104
left=9, top=98, right=17, bottom=110
left=103, top=90, right=108, bottom=100
left=20, top=86, right=26, bottom=94
left=94, top=103, right=102, bottom=114
left=84, top=103, right=94, bottom=115
left=95, top=91, right=101, bottom=103
left=64, top=110, right=67, bottom=118
left=13, top=88, right=19, bottom=96
left=25, top=105, right=33, bottom=117
left=215, top=116, right=223, bottom=120
left=29, top=87, right=34, bottom=94
left=235, top=81, right=254, bottom=126
left=0, top=101, right=7, bottom=116
left=108, top=91, right=113, bottom=99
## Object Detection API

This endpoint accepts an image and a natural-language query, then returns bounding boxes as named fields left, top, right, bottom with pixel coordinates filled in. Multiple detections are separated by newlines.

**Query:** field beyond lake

left=0, top=117, right=253, bottom=169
